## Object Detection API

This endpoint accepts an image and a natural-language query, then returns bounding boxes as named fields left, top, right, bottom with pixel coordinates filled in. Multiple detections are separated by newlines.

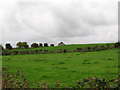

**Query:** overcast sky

left=0, top=0, right=119, bottom=46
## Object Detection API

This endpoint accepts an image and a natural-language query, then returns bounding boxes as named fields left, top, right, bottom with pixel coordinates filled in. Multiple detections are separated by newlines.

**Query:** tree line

left=0, top=42, right=55, bottom=50
left=0, top=42, right=119, bottom=51
left=1, top=42, right=120, bottom=56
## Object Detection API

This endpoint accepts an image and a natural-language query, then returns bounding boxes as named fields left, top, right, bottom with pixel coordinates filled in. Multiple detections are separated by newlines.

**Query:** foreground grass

left=2, top=48, right=118, bottom=87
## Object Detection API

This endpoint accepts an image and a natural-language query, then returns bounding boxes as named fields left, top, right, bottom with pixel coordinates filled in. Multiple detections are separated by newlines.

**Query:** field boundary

left=1, top=43, right=119, bottom=56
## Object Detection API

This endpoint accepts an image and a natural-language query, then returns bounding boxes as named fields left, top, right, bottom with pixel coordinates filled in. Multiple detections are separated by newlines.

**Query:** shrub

left=5, top=43, right=12, bottom=49
left=31, top=43, right=39, bottom=48
left=2, top=67, right=29, bottom=88
left=44, top=43, right=48, bottom=47
left=74, top=77, right=119, bottom=88
left=2, top=67, right=119, bottom=88
left=16, top=42, right=29, bottom=48
left=16, top=42, right=22, bottom=48
left=39, top=43, right=43, bottom=47
left=50, top=44, right=54, bottom=47
left=87, top=47, right=91, bottom=51
left=114, top=42, right=120, bottom=48
left=63, top=49, right=67, bottom=53
left=24, top=45, right=29, bottom=49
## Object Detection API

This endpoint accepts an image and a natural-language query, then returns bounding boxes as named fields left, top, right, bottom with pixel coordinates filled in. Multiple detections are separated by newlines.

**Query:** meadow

left=2, top=48, right=118, bottom=88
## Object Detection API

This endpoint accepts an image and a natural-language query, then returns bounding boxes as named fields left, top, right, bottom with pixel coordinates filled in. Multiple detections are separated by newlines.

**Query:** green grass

left=2, top=48, right=118, bottom=87
left=4, top=43, right=114, bottom=52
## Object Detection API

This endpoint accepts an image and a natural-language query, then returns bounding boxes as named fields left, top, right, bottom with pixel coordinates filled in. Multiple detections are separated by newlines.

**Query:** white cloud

left=0, top=0, right=118, bottom=46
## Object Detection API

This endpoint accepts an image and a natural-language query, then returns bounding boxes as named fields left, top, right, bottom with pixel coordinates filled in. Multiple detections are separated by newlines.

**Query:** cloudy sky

left=0, top=0, right=118, bottom=46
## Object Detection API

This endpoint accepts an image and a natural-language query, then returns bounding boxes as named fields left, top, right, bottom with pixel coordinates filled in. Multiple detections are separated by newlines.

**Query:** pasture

left=2, top=48, right=118, bottom=87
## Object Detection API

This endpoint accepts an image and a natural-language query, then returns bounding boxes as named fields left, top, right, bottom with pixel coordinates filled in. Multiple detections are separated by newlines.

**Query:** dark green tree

left=44, top=43, right=48, bottom=47
left=22, top=42, right=29, bottom=48
left=31, top=43, right=39, bottom=48
left=16, top=42, right=22, bottom=48
left=39, top=43, right=43, bottom=47
left=5, top=43, right=12, bottom=49
left=24, top=44, right=29, bottom=48
left=114, top=42, right=120, bottom=48
left=50, top=44, right=54, bottom=47
left=16, top=42, right=29, bottom=48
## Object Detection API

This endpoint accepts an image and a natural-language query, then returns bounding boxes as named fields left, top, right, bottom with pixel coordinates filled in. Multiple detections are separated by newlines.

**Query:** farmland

left=2, top=46, right=118, bottom=88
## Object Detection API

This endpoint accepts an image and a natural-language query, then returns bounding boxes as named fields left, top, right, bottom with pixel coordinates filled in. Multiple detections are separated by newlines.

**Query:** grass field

left=2, top=48, right=118, bottom=87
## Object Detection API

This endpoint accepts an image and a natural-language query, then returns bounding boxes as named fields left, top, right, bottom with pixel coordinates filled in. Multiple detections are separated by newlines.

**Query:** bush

left=24, top=45, right=29, bottom=49
left=2, top=67, right=29, bottom=88
left=31, top=43, right=39, bottom=48
left=114, top=42, right=120, bottom=48
left=16, top=42, right=29, bottom=49
left=63, top=49, right=67, bottom=53
left=44, top=43, right=48, bottom=47
left=74, top=77, right=119, bottom=88
left=39, top=43, right=43, bottom=47
left=5, top=43, right=12, bottom=49
left=50, top=44, right=54, bottom=47
left=2, top=67, right=119, bottom=88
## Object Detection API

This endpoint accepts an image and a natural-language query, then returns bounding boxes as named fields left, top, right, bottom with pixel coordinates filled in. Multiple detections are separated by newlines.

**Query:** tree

left=114, top=42, right=120, bottom=48
left=16, top=42, right=29, bottom=48
left=16, top=42, right=22, bottom=48
left=31, top=43, right=39, bottom=48
left=50, top=44, right=54, bottom=47
left=39, top=43, right=43, bottom=47
left=24, top=44, right=29, bottom=48
left=22, top=42, right=29, bottom=48
left=44, top=43, right=48, bottom=47
left=5, top=43, right=12, bottom=49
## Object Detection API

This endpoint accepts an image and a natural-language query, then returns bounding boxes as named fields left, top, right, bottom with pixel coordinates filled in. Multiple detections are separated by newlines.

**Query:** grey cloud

left=1, top=0, right=118, bottom=46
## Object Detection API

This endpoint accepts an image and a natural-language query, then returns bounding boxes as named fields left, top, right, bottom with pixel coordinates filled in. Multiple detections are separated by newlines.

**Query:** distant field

left=4, top=43, right=114, bottom=52
left=2, top=48, right=118, bottom=87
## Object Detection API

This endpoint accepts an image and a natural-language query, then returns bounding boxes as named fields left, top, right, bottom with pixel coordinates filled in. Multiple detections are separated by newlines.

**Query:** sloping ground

left=4, top=43, right=114, bottom=52
left=2, top=48, right=118, bottom=87
left=2, top=43, right=116, bottom=55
